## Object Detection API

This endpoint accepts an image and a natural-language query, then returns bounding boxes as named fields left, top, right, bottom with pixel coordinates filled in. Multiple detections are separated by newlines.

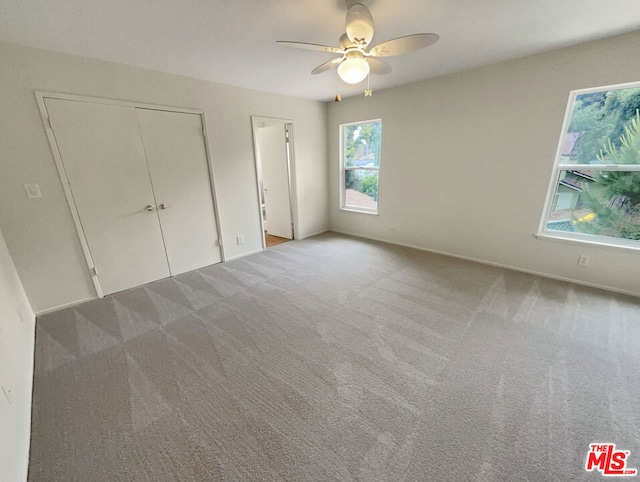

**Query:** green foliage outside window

left=362, top=173, right=378, bottom=200
left=344, top=122, right=381, bottom=167
left=343, top=120, right=381, bottom=207
left=568, top=87, right=640, bottom=163
left=576, top=111, right=640, bottom=240
left=547, top=84, right=640, bottom=245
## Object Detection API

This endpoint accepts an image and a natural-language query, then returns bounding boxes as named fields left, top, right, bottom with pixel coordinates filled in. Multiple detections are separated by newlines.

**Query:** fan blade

left=368, top=33, right=439, bottom=57
left=367, top=58, right=391, bottom=75
left=312, top=57, right=344, bottom=75
left=276, top=41, right=344, bottom=54
left=345, top=3, right=374, bottom=47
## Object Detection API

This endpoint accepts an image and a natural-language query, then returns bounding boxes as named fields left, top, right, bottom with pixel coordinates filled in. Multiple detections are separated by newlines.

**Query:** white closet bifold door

left=136, top=109, right=222, bottom=276
left=45, top=99, right=171, bottom=295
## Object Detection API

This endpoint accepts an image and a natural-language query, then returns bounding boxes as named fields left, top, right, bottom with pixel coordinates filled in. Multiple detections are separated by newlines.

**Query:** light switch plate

left=24, top=183, right=42, bottom=199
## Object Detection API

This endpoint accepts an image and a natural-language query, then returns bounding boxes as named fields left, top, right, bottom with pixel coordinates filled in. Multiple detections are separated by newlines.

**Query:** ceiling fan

left=276, top=0, right=439, bottom=86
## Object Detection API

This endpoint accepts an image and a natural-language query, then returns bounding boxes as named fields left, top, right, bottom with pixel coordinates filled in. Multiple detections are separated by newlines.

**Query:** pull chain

left=364, top=72, right=372, bottom=97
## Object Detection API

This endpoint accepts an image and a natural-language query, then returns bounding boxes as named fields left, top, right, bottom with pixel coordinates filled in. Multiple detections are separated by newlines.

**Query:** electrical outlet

left=236, top=235, right=244, bottom=245
left=24, top=183, right=42, bottom=198
left=578, top=254, right=590, bottom=266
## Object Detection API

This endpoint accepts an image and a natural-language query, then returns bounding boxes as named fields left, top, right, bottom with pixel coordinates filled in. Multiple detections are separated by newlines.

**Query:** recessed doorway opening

left=251, top=116, right=298, bottom=249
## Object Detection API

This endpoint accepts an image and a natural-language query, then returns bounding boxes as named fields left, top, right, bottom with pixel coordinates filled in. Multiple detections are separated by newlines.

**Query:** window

left=539, top=82, right=640, bottom=249
left=340, top=119, right=382, bottom=213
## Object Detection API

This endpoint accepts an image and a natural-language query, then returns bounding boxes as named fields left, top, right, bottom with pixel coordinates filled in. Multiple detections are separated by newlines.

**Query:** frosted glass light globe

left=338, top=57, right=370, bottom=85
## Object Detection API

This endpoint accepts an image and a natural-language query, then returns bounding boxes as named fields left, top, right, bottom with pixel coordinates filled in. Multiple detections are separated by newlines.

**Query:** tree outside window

left=341, top=120, right=381, bottom=213
left=542, top=83, right=640, bottom=246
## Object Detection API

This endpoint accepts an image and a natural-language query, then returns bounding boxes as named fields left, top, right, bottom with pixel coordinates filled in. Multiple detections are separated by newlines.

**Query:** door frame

left=250, top=116, right=298, bottom=250
left=35, top=91, right=225, bottom=297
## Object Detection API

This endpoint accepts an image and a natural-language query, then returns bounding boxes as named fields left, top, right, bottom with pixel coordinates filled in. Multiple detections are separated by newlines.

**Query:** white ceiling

left=1, top=0, right=640, bottom=102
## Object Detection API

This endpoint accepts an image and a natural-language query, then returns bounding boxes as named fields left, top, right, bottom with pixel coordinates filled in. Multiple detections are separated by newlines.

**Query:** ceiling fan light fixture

left=277, top=0, right=439, bottom=93
left=338, top=56, right=370, bottom=84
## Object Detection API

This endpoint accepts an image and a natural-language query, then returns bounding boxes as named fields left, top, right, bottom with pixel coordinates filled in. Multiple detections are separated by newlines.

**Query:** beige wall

left=4, top=30, right=640, bottom=315
left=328, top=30, right=640, bottom=296
left=0, top=42, right=329, bottom=313
left=0, top=226, right=35, bottom=481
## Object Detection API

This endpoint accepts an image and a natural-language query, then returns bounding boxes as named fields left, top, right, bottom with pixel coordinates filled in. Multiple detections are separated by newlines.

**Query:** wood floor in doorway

left=265, top=233, right=290, bottom=247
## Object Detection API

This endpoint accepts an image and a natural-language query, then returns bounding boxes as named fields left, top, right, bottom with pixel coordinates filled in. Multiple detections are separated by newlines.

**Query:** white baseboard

left=224, top=248, right=265, bottom=262
left=298, top=228, right=330, bottom=240
left=36, top=247, right=275, bottom=315
left=35, top=296, right=96, bottom=316
left=329, top=229, right=640, bottom=298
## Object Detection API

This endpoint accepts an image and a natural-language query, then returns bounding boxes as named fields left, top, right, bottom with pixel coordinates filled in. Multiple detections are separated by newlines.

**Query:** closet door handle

left=142, top=205, right=155, bottom=212
left=159, top=203, right=169, bottom=210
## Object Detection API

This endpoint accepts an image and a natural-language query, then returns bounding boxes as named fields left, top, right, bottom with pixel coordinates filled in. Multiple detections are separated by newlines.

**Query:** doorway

left=251, top=116, right=297, bottom=249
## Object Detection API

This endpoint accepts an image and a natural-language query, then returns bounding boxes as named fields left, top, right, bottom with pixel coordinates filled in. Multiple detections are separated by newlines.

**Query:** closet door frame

left=35, top=91, right=225, bottom=298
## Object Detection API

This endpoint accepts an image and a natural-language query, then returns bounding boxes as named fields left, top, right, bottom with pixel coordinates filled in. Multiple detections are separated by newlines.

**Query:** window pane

left=561, top=86, right=640, bottom=165
left=344, top=121, right=381, bottom=168
left=345, top=170, right=378, bottom=210
left=547, top=170, right=640, bottom=240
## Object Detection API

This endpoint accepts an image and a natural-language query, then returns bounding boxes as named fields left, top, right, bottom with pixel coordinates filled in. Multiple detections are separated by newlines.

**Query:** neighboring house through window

left=340, top=119, right=381, bottom=213
left=539, top=82, right=640, bottom=248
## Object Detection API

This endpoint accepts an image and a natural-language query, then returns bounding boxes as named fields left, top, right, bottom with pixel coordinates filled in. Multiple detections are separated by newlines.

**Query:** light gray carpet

left=29, top=233, right=640, bottom=481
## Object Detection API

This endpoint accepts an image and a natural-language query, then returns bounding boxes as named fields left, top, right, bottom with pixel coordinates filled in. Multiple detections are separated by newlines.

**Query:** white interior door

left=137, top=109, right=222, bottom=275
left=258, top=124, right=293, bottom=239
left=45, top=99, right=170, bottom=295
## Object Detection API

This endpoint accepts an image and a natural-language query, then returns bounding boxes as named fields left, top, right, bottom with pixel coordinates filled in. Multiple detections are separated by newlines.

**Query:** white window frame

left=537, top=81, right=640, bottom=252
left=339, top=119, right=382, bottom=214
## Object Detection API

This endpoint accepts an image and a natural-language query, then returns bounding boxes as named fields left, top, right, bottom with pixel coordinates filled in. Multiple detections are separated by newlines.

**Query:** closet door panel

left=137, top=109, right=221, bottom=275
left=45, top=99, right=170, bottom=295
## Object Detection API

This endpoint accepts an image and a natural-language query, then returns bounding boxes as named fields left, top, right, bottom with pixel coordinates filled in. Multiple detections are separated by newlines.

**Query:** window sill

left=534, top=232, right=640, bottom=253
left=340, top=206, right=378, bottom=215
